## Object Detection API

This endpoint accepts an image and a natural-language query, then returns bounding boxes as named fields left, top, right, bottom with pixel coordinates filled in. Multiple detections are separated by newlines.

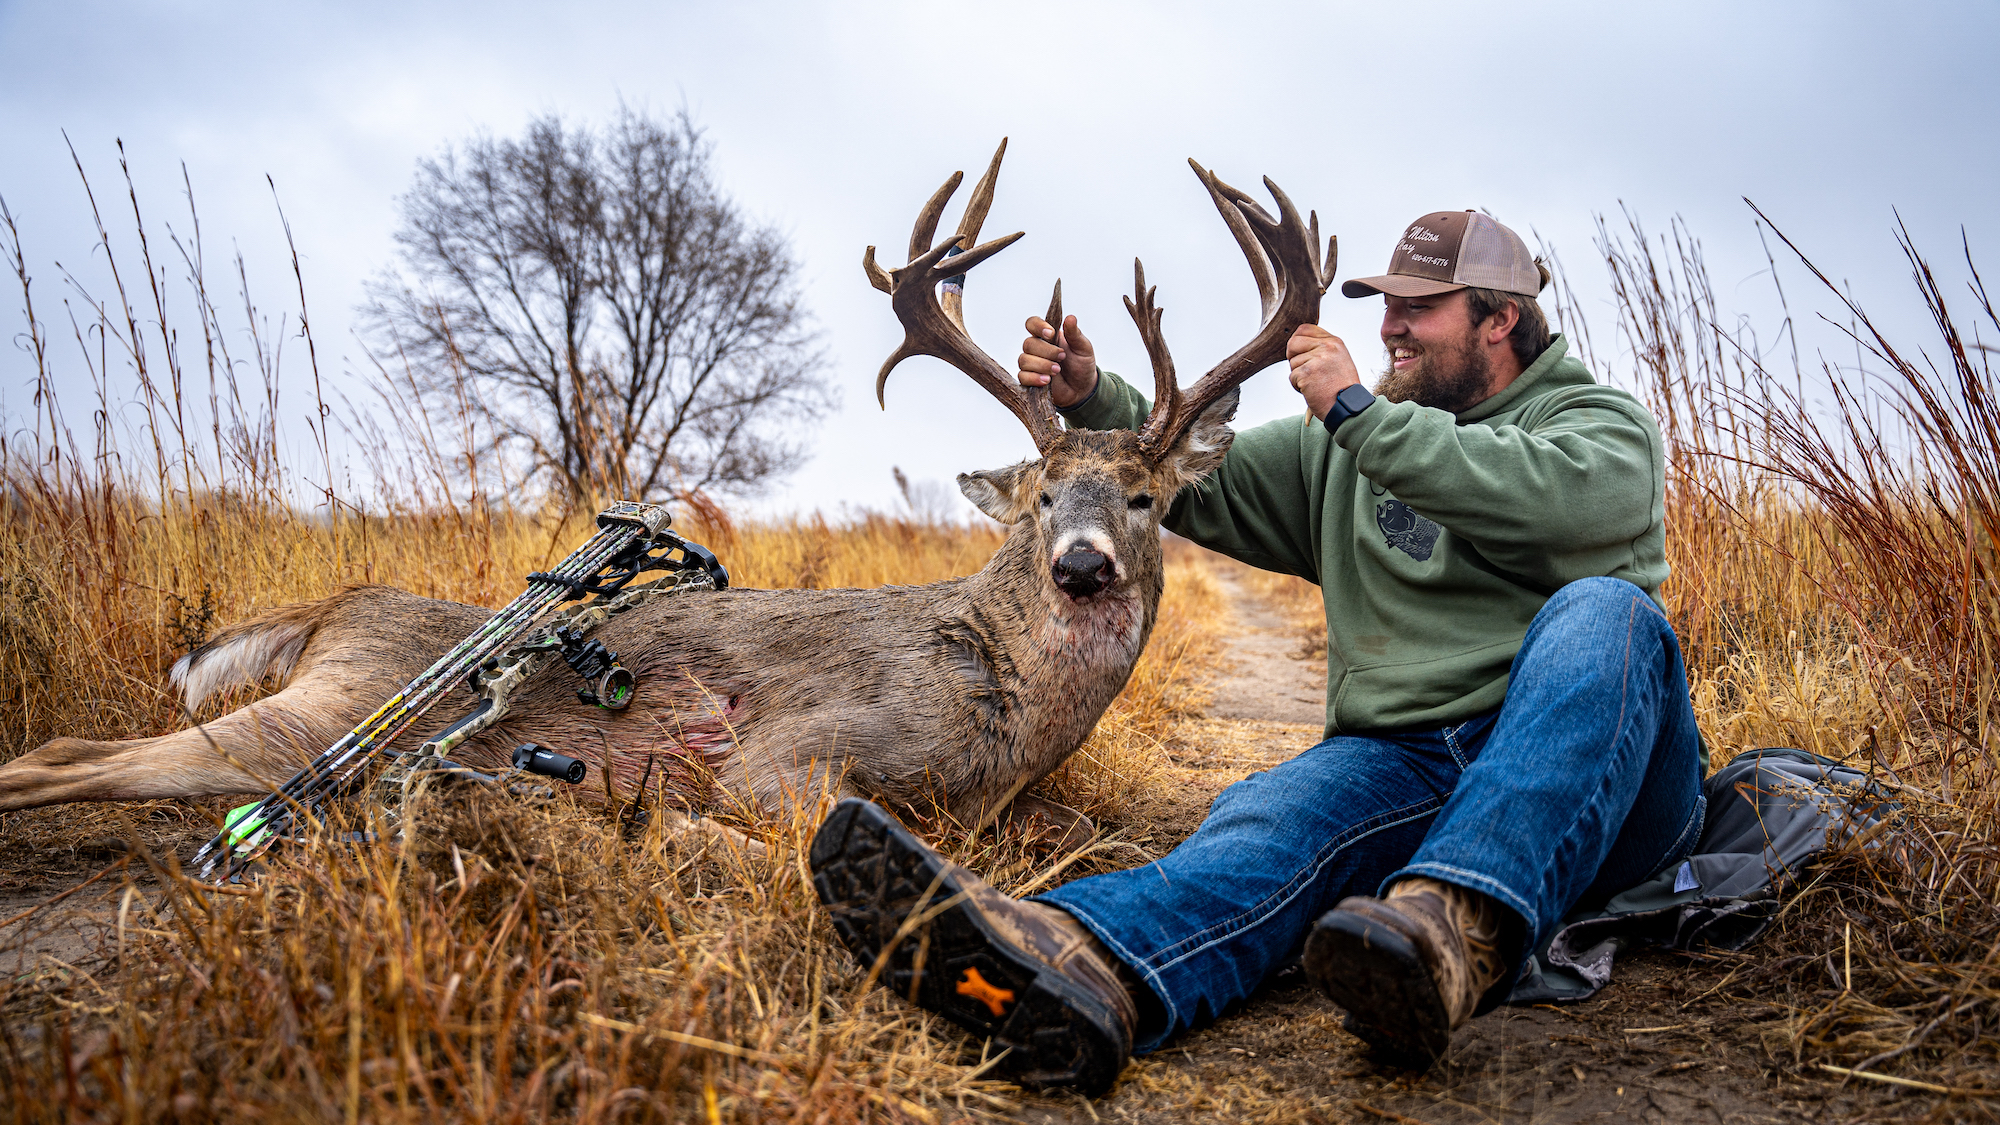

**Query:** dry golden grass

left=8, top=158, right=2000, bottom=1119
left=0, top=491, right=1227, bottom=1124
left=0, top=161, right=1245, bottom=1122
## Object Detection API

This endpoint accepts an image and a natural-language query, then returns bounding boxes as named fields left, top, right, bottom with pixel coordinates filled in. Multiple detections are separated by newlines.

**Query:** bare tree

left=364, top=108, right=831, bottom=500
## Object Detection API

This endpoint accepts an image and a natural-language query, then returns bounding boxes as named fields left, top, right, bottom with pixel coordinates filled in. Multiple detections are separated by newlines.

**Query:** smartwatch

left=1323, top=383, right=1376, bottom=434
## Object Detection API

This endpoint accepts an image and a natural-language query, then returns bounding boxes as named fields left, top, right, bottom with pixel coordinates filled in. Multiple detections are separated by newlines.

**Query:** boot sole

left=1302, top=904, right=1453, bottom=1068
left=809, top=798, right=1128, bottom=1096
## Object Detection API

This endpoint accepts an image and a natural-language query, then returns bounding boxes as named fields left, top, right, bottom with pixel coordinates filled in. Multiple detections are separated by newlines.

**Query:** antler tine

left=1027, top=278, right=1061, bottom=431
left=956, top=138, right=1007, bottom=252
left=1308, top=210, right=1322, bottom=284
left=1137, top=163, right=1330, bottom=462
left=941, top=139, right=1010, bottom=333
left=1189, top=158, right=1277, bottom=322
left=1122, top=258, right=1182, bottom=447
left=863, top=245, right=892, bottom=293
left=1307, top=210, right=1340, bottom=294
left=909, top=170, right=965, bottom=263
left=870, top=142, right=1061, bottom=452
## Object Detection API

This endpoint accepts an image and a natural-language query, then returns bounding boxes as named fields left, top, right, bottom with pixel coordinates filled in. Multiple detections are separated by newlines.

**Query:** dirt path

left=1014, top=565, right=1868, bottom=1124
left=1202, top=565, right=1326, bottom=728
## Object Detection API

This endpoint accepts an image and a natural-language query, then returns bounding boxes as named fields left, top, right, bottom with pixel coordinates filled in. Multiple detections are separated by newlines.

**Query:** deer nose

left=1051, top=548, right=1115, bottom=598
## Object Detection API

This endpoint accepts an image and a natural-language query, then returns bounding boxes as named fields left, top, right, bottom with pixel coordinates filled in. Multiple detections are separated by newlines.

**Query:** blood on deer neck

left=961, top=525, right=1159, bottom=708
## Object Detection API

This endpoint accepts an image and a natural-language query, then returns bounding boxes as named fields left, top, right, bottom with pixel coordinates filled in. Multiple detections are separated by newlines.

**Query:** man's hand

left=1018, top=314, right=1099, bottom=409
left=1287, top=324, right=1362, bottom=421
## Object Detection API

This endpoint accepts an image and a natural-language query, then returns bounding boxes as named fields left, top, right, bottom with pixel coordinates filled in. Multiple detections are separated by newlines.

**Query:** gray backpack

left=1509, top=747, right=1899, bottom=1004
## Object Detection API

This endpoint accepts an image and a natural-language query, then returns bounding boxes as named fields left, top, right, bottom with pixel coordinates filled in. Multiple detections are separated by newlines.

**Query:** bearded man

left=808, top=211, right=1702, bottom=1093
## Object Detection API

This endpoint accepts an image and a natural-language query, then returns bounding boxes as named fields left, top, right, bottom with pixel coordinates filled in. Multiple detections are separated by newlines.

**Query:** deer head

left=867, top=140, right=1336, bottom=606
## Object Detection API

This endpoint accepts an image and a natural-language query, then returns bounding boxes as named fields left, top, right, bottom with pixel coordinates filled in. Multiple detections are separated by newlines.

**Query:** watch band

left=1323, top=384, right=1377, bottom=434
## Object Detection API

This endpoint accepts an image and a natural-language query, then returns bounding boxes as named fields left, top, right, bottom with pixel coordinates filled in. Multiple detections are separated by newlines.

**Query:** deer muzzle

left=1051, top=548, right=1117, bottom=599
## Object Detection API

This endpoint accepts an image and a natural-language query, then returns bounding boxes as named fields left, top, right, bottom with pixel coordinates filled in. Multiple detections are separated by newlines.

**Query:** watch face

left=1325, top=384, right=1374, bottom=433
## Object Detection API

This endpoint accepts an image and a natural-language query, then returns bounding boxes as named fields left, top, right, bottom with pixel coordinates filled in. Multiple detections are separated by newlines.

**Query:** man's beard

left=1374, top=330, right=1493, bottom=414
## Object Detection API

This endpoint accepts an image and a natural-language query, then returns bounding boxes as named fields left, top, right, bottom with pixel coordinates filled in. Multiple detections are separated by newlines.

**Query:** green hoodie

left=1062, top=335, right=1668, bottom=738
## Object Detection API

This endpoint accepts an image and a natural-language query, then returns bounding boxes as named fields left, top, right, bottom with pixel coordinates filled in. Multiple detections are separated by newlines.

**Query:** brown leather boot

left=1302, top=876, right=1511, bottom=1068
left=810, top=798, right=1137, bottom=1096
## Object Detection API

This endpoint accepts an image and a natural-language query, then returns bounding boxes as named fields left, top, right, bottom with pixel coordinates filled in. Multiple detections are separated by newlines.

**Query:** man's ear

left=1163, top=386, right=1239, bottom=486
left=957, top=461, right=1041, bottom=524
left=1483, top=297, right=1521, bottom=344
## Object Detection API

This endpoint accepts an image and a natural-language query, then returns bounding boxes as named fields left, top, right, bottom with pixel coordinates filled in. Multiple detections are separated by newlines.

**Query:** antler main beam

left=1131, top=161, right=1338, bottom=463
left=867, top=138, right=1062, bottom=452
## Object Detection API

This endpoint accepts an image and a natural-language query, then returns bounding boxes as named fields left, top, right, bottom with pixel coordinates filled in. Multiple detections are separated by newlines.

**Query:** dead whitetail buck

left=0, top=140, right=1333, bottom=853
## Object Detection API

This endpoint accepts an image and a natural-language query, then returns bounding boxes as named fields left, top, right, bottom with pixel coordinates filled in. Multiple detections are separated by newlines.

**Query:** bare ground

left=0, top=803, right=212, bottom=979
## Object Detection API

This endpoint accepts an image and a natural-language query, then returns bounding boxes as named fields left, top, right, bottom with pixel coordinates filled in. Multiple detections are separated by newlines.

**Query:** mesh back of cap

left=1455, top=213, right=1540, bottom=297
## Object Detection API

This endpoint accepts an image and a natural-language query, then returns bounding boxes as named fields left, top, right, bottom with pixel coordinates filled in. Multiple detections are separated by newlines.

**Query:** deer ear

left=957, top=462, right=1038, bottom=524
left=1163, top=386, right=1240, bottom=485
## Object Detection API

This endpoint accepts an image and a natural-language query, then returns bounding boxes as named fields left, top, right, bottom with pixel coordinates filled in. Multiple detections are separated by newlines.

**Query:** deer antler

left=867, top=138, right=1062, bottom=452
left=1128, top=160, right=1338, bottom=462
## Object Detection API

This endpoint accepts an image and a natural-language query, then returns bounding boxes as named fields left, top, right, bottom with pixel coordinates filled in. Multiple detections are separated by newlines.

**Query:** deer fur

left=0, top=413, right=1237, bottom=847
left=2, top=141, right=1329, bottom=852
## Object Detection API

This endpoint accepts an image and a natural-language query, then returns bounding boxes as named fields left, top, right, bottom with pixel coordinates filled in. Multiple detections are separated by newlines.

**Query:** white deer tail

left=169, top=612, right=316, bottom=710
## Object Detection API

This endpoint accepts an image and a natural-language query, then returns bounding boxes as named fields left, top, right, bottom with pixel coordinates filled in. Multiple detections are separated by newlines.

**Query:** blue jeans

left=1038, top=576, right=1707, bottom=1052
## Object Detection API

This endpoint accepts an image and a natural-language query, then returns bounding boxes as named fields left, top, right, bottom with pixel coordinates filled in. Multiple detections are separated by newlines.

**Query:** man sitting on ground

left=807, top=210, right=1704, bottom=1095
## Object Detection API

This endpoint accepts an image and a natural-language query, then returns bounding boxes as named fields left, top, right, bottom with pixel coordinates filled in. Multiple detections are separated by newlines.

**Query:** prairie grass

left=5, top=156, right=2000, bottom=1118
left=0, top=158, right=1234, bottom=1123
left=1563, top=210, right=2000, bottom=1092
left=0, top=453, right=1228, bottom=1125
left=0, top=501, right=1226, bottom=1125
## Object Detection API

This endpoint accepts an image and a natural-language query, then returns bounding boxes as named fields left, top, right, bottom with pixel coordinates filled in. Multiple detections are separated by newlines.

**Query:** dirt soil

left=1009, top=568, right=1889, bottom=1124
left=0, top=802, right=221, bottom=980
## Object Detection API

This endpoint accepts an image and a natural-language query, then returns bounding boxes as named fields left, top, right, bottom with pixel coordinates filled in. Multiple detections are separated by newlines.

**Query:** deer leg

left=0, top=729, right=274, bottom=812
left=0, top=683, right=393, bottom=813
left=998, top=793, right=1096, bottom=858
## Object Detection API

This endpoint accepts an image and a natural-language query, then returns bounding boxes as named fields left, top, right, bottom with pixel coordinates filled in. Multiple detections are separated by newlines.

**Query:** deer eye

left=1038, top=493, right=1053, bottom=508
left=1128, top=493, right=1154, bottom=510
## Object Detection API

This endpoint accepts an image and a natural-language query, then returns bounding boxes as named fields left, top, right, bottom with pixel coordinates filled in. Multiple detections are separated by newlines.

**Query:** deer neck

left=961, top=527, right=1162, bottom=708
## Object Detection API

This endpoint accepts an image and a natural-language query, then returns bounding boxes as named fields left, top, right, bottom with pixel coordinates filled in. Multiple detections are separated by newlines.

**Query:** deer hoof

left=1003, top=795, right=1096, bottom=857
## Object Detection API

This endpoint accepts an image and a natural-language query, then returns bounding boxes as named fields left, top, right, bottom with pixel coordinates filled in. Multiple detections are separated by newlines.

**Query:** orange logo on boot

left=955, top=968, right=1015, bottom=1017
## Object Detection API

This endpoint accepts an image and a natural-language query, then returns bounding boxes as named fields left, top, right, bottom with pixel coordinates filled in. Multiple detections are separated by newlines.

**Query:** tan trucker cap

left=1341, top=210, right=1542, bottom=299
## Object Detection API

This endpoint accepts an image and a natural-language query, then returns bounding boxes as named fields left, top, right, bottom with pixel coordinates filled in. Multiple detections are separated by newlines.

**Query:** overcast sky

left=4, top=1, right=1996, bottom=517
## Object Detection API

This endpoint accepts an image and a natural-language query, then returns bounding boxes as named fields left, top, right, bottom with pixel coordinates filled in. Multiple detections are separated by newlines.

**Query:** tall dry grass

left=1556, top=210, right=2000, bottom=1090
left=0, top=489, right=1224, bottom=1124
left=8, top=146, right=2000, bottom=1114
left=0, top=155, right=1228, bottom=1122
